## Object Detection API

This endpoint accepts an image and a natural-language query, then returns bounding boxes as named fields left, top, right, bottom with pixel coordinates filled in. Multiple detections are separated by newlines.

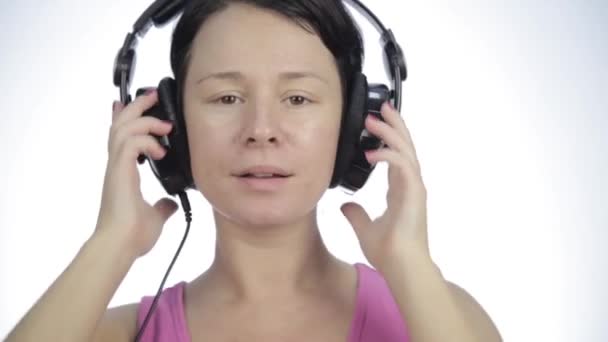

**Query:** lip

left=233, top=165, right=293, bottom=177
left=234, top=174, right=292, bottom=191
left=231, top=165, right=294, bottom=192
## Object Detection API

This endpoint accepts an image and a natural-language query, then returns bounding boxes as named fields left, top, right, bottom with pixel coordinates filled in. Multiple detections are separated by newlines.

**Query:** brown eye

left=288, top=96, right=310, bottom=106
left=218, top=95, right=238, bottom=105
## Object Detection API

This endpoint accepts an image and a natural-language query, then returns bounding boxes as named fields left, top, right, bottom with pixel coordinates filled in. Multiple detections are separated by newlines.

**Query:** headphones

left=113, top=0, right=407, bottom=196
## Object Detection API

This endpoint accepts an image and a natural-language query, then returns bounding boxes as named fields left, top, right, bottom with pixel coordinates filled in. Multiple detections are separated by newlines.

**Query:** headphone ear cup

left=138, top=77, right=194, bottom=195
left=330, top=72, right=368, bottom=190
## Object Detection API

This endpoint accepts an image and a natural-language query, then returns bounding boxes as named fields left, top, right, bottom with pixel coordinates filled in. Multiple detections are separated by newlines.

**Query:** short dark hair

left=170, top=0, right=364, bottom=105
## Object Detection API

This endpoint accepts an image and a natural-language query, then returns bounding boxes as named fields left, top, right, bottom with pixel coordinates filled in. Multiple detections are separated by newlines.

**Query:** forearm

left=377, top=246, right=478, bottom=342
left=5, top=230, right=137, bottom=342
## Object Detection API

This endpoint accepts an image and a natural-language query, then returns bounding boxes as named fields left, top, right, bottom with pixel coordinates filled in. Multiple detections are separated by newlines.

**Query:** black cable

left=133, top=191, right=192, bottom=342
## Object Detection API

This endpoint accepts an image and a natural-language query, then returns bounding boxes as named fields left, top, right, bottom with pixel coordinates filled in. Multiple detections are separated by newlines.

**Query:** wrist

left=87, top=228, right=140, bottom=266
left=376, top=241, right=438, bottom=279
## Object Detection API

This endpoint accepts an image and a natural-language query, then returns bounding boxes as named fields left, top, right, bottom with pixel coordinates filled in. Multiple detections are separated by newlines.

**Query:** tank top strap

left=136, top=281, right=190, bottom=342
left=349, top=263, right=410, bottom=342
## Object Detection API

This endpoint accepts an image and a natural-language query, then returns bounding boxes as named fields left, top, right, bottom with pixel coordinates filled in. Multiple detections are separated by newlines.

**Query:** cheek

left=298, top=117, right=342, bottom=177
left=185, top=120, right=230, bottom=177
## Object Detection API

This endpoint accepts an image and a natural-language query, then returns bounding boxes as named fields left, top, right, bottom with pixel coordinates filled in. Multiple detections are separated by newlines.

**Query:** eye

left=214, top=95, right=241, bottom=105
left=287, top=95, right=311, bottom=106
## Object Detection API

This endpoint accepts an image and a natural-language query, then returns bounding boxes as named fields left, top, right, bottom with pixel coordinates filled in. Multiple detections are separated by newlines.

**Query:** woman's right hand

left=94, top=90, right=178, bottom=258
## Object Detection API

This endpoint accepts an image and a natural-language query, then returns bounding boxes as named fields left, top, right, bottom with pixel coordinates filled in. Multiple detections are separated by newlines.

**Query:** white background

left=1, top=0, right=606, bottom=341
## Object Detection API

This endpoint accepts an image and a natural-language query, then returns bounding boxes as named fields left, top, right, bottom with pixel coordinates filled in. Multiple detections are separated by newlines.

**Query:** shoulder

left=135, top=281, right=190, bottom=342
left=93, top=281, right=189, bottom=342
left=351, top=263, right=409, bottom=341
left=445, top=281, right=503, bottom=341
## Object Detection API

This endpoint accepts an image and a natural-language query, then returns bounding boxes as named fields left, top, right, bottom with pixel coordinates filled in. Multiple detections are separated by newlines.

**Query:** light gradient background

left=1, top=0, right=606, bottom=341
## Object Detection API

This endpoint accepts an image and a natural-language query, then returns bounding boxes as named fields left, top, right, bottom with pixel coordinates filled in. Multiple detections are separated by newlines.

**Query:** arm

left=446, top=280, right=503, bottom=342
left=378, top=246, right=502, bottom=342
left=5, top=91, right=177, bottom=342
left=341, top=102, right=502, bottom=342
left=5, top=231, right=138, bottom=342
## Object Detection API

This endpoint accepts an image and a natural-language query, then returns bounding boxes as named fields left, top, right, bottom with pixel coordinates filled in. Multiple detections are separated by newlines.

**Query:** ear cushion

left=140, top=77, right=194, bottom=195
left=330, top=72, right=368, bottom=189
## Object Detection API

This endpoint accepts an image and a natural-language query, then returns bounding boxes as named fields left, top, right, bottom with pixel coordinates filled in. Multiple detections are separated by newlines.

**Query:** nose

left=240, top=103, right=282, bottom=148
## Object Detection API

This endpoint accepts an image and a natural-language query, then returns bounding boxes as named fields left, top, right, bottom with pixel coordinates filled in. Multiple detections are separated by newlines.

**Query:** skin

left=179, top=3, right=358, bottom=339
left=5, top=3, right=502, bottom=342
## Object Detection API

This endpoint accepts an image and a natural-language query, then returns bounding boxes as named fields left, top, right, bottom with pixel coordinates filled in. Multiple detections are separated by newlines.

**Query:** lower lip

left=235, top=176, right=291, bottom=191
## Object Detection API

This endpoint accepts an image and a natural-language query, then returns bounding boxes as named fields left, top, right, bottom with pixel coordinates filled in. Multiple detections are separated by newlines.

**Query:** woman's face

left=182, top=3, right=343, bottom=228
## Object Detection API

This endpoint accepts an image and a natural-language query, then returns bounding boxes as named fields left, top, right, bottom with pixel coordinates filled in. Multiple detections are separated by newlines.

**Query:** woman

left=5, top=1, right=502, bottom=341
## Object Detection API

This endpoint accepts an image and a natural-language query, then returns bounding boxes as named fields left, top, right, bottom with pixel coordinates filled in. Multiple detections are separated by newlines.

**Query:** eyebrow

left=195, top=71, right=329, bottom=85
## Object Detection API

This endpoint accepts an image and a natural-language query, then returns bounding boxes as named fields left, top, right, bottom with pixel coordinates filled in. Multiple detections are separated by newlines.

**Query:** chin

left=216, top=193, right=315, bottom=228
left=232, top=208, right=302, bottom=228
left=201, top=177, right=326, bottom=229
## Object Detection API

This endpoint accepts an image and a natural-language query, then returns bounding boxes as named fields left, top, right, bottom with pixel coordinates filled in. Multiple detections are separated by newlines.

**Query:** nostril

left=247, top=137, right=277, bottom=142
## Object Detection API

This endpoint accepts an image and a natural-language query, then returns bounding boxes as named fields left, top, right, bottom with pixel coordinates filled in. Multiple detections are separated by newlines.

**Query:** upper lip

left=234, top=165, right=293, bottom=177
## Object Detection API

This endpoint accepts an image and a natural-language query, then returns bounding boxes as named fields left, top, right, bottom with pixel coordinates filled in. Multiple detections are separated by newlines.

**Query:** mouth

left=233, top=173, right=293, bottom=191
left=231, top=165, right=294, bottom=191
left=238, top=173, right=291, bottom=179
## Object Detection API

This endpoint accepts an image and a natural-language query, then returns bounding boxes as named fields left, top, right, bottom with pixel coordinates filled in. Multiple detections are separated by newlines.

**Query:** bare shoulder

left=446, top=281, right=503, bottom=342
left=91, top=303, right=139, bottom=342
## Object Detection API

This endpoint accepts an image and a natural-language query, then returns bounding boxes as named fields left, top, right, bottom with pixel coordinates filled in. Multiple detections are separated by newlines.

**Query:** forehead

left=186, top=3, right=339, bottom=81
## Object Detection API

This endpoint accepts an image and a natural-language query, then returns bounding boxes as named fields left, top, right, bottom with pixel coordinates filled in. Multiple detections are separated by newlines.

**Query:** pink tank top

left=136, top=263, right=409, bottom=341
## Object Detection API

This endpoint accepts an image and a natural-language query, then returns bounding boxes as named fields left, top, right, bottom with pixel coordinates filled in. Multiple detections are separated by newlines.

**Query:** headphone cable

left=133, top=191, right=192, bottom=342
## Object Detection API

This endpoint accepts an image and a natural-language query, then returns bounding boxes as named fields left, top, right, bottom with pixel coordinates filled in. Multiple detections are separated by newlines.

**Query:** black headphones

left=113, top=0, right=407, bottom=196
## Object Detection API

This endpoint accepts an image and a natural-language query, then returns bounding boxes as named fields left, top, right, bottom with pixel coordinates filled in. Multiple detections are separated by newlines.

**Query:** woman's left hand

left=340, top=102, right=429, bottom=268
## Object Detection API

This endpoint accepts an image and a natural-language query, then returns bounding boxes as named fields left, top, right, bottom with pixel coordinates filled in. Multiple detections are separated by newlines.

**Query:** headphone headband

left=113, top=0, right=406, bottom=109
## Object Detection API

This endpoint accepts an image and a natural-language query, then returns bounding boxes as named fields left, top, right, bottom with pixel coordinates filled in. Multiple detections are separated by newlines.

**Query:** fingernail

left=112, top=101, right=118, bottom=112
left=385, top=101, right=394, bottom=110
left=145, top=88, right=157, bottom=96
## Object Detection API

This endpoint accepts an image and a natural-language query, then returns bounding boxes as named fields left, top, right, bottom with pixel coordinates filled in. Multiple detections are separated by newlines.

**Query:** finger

left=381, top=102, right=418, bottom=158
left=366, top=147, right=422, bottom=184
left=365, top=116, right=420, bottom=174
left=365, top=115, right=409, bottom=154
left=109, top=117, right=172, bottom=155
left=380, top=102, right=408, bottom=138
left=113, top=89, right=158, bottom=127
left=340, top=202, right=371, bottom=237
left=153, top=197, right=179, bottom=224
left=112, top=101, right=125, bottom=123
left=113, top=134, right=168, bottom=166
left=365, top=148, right=422, bottom=195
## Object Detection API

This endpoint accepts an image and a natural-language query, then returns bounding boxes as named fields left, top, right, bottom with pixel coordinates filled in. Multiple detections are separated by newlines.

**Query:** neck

left=202, top=207, right=337, bottom=303
left=198, top=210, right=340, bottom=302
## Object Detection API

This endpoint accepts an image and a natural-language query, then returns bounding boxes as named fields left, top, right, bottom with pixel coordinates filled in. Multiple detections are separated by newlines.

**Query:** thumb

left=340, top=202, right=371, bottom=237
left=153, top=197, right=179, bottom=224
